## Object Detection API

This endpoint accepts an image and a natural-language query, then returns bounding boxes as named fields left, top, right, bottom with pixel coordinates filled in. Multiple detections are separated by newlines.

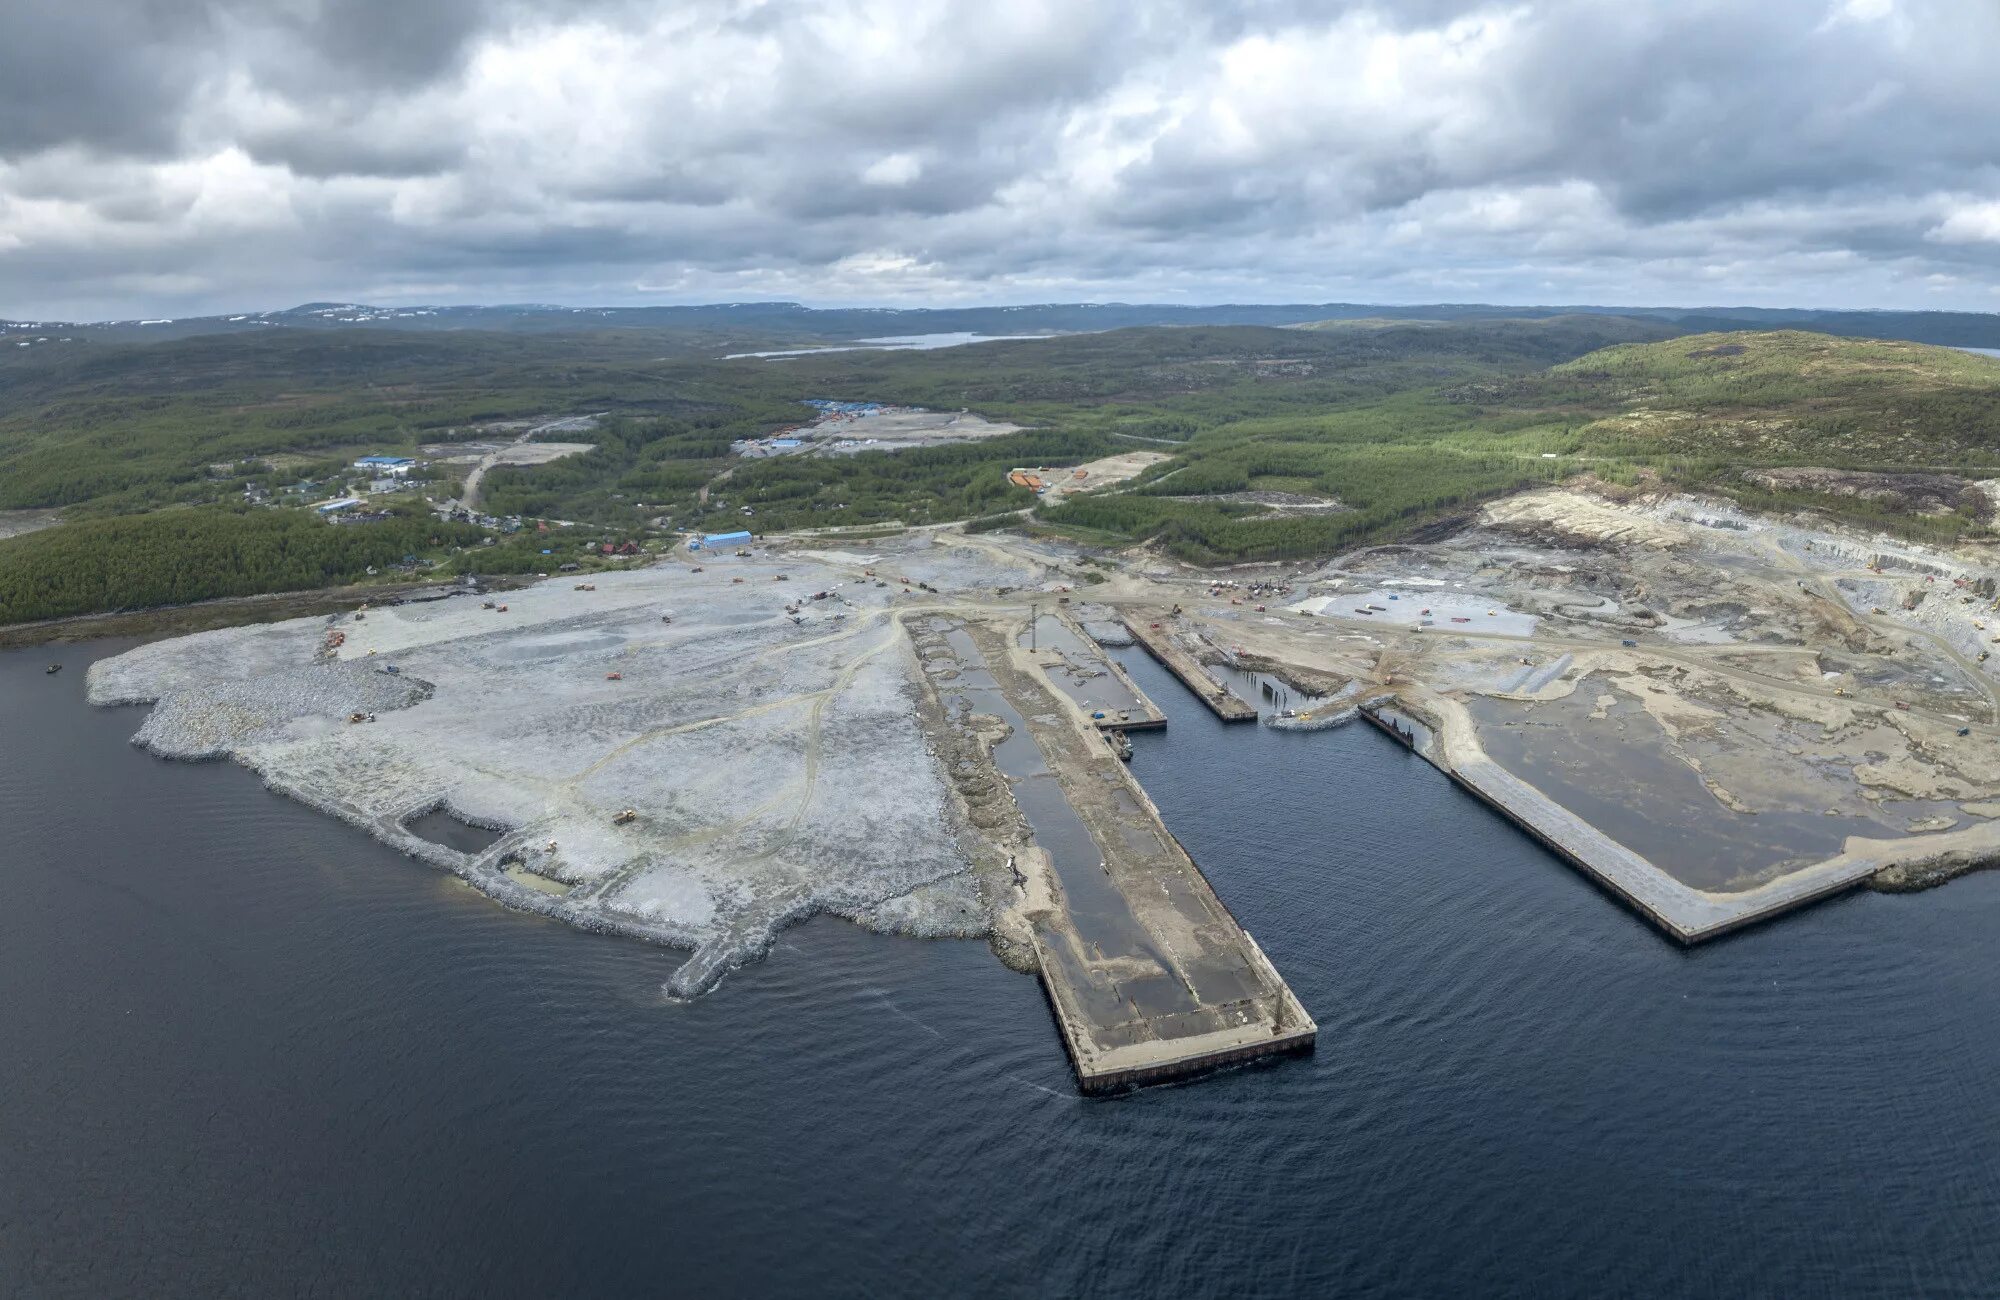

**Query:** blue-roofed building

left=700, top=530, right=753, bottom=549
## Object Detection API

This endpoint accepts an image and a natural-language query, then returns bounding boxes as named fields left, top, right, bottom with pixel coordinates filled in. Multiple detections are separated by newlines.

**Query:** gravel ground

left=89, top=553, right=988, bottom=997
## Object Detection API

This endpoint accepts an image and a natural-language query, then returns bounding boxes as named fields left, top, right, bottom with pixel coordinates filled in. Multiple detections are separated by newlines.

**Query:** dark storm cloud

left=0, top=0, right=214, bottom=156
left=3, top=0, right=2000, bottom=319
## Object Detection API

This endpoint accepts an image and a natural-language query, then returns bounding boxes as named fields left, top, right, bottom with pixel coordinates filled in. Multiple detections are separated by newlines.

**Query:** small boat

left=45, top=663, right=61, bottom=674
left=1107, top=730, right=1133, bottom=761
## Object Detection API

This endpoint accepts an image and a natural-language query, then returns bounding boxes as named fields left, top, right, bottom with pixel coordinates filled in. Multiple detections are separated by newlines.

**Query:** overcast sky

left=3, top=0, right=1998, bottom=320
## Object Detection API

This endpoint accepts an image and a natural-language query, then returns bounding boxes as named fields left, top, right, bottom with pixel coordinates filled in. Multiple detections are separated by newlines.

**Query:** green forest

left=7, top=316, right=2000, bottom=623
left=0, top=507, right=483, bottom=624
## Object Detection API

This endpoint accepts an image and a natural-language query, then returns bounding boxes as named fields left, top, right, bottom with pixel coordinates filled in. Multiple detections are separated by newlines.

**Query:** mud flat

left=919, top=615, right=1313, bottom=1091
left=1123, top=614, right=1257, bottom=722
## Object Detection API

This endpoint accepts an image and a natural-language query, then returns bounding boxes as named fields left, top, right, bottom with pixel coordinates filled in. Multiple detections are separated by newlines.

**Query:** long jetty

left=942, top=616, right=1312, bottom=1093
left=1122, top=615, right=1258, bottom=723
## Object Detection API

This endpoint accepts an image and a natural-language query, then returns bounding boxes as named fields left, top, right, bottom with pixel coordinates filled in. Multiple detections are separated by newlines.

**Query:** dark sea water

left=5, top=639, right=2000, bottom=1298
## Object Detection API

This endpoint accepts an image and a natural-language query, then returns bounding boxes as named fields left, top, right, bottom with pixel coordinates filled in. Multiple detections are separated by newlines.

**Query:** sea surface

left=5, top=639, right=2000, bottom=1297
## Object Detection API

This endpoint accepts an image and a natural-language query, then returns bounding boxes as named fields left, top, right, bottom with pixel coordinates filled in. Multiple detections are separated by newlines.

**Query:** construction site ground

left=79, top=482, right=2000, bottom=1084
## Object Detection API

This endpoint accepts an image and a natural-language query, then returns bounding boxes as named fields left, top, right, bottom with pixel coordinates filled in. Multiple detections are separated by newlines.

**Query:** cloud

left=2, top=0, right=1999, bottom=318
left=1932, top=202, right=2000, bottom=246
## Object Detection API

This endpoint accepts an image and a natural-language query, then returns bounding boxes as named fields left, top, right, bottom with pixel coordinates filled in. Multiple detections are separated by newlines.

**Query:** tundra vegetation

left=6, top=313, right=2000, bottom=624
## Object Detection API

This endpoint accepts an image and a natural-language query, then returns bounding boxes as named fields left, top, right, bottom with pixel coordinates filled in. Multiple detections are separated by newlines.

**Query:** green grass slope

left=1522, top=330, right=2000, bottom=467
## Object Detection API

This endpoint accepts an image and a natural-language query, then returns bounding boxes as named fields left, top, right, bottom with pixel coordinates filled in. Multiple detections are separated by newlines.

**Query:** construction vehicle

left=574, top=583, right=596, bottom=591
left=612, top=809, right=638, bottom=826
left=606, top=671, right=623, bottom=681
left=348, top=712, right=375, bottom=724
left=482, top=600, right=496, bottom=609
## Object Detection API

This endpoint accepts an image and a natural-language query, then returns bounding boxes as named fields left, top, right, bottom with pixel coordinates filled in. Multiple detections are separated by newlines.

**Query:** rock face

left=89, top=550, right=996, bottom=997
left=1871, top=850, right=2000, bottom=893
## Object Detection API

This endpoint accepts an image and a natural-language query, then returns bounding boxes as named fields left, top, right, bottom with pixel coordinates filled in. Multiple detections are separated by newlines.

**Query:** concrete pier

left=1364, top=699, right=1886, bottom=943
left=1123, top=615, right=1258, bottom=723
left=1029, top=609, right=1167, bottom=732
left=932, top=615, right=1314, bottom=1093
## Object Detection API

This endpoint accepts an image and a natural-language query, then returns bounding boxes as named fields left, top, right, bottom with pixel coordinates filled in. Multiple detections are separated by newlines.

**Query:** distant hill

left=1294, top=313, right=1683, bottom=354
left=1507, top=330, right=2000, bottom=467
left=7, top=299, right=2000, bottom=350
